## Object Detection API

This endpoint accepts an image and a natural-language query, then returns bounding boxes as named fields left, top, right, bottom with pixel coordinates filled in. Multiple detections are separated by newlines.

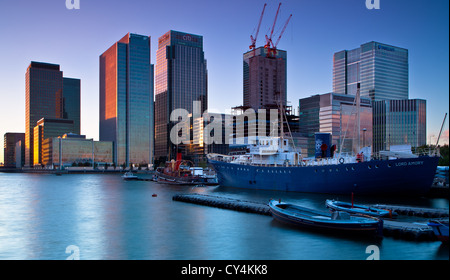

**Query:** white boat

left=122, top=171, right=139, bottom=181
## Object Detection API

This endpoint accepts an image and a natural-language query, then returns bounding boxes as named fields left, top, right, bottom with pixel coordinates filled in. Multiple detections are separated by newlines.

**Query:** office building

left=333, top=41, right=408, bottom=101
left=299, top=92, right=373, bottom=157
left=100, top=33, right=154, bottom=166
left=372, top=99, right=426, bottom=153
left=42, top=134, right=113, bottom=168
left=3, top=133, right=25, bottom=167
left=154, top=30, right=208, bottom=161
left=33, top=118, right=74, bottom=166
left=62, top=77, right=81, bottom=135
left=25, top=62, right=63, bottom=166
left=25, top=61, right=80, bottom=167
left=243, top=47, right=287, bottom=110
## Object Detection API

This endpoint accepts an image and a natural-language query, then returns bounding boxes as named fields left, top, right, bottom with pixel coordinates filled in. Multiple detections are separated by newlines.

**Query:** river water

left=0, top=173, right=448, bottom=260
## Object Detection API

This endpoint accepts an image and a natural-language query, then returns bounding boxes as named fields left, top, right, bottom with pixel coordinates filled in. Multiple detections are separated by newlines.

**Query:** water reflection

left=0, top=173, right=447, bottom=260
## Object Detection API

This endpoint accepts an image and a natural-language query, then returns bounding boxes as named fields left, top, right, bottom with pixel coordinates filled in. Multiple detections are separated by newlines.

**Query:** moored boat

left=207, top=84, right=440, bottom=196
left=268, top=199, right=383, bottom=236
left=427, top=219, right=449, bottom=243
left=326, top=199, right=397, bottom=218
left=156, top=157, right=218, bottom=186
left=208, top=147, right=439, bottom=196
left=122, top=171, right=139, bottom=181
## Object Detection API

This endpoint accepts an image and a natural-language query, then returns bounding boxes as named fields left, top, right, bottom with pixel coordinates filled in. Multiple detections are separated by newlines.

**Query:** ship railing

left=412, top=147, right=440, bottom=157
left=371, top=147, right=440, bottom=160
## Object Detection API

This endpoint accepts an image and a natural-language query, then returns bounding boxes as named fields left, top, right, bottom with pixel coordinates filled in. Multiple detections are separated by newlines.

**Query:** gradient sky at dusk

left=0, top=0, right=448, bottom=162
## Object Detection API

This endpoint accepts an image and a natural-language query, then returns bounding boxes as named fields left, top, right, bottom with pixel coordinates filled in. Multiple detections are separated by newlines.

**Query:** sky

left=0, top=0, right=448, bottom=163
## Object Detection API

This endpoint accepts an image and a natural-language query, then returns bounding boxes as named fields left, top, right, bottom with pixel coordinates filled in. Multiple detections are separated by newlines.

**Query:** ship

left=206, top=85, right=441, bottom=196
left=155, top=156, right=219, bottom=186
left=207, top=138, right=439, bottom=196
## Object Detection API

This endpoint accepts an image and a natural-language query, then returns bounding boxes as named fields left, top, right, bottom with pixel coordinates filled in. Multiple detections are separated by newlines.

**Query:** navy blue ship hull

left=208, top=156, right=439, bottom=196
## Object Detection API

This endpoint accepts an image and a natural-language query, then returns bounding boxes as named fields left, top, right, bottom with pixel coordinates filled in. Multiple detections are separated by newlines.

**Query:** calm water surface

left=0, top=173, right=448, bottom=260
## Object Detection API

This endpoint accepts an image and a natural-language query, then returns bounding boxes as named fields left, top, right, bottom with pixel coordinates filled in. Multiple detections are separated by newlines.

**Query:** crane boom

left=250, top=3, right=267, bottom=49
left=265, top=2, right=281, bottom=49
left=274, top=14, right=292, bottom=48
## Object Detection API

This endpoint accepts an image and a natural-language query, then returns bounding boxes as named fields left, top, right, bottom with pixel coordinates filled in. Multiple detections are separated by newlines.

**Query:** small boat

left=122, top=171, right=139, bottom=181
left=427, top=219, right=449, bottom=243
left=155, top=155, right=218, bottom=186
left=326, top=199, right=397, bottom=218
left=269, top=200, right=383, bottom=236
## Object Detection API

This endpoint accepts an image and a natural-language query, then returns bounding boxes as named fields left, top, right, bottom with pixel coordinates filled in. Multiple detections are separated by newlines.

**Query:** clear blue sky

left=0, top=0, right=448, bottom=162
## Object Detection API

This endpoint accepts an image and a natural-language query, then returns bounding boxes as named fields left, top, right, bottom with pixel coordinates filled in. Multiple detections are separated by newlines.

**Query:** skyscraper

left=299, top=93, right=373, bottom=156
left=333, top=41, right=408, bottom=101
left=154, top=30, right=208, bottom=161
left=372, top=99, right=426, bottom=153
left=25, top=62, right=81, bottom=167
left=25, top=62, right=63, bottom=167
left=62, top=77, right=81, bottom=135
left=243, top=47, right=287, bottom=110
left=3, top=133, right=25, bottom=167
left=99, top=33, right=154, bottom=166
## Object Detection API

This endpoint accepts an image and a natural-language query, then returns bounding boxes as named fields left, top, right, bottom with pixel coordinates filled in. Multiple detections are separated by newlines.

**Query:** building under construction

left=243, top=47, right=287, bottom=110
left=243, top=3, right=291, bottom=112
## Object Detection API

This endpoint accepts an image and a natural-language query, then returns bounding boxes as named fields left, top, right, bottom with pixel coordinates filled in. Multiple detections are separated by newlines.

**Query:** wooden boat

left=269, top=200, right=383, bottom=236
left=427, top=219, right=449, bottom=243
left=325, top=199, right=397, bottom=218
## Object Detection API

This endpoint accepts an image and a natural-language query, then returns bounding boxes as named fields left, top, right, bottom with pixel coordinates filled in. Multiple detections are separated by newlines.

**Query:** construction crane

left=250, top=3, right=267, bottom=51
left=264, top=2, right=282, bottom=50
left=264, top=3, right=292, bottom=58
left=273, top=14, right=292, bottom=50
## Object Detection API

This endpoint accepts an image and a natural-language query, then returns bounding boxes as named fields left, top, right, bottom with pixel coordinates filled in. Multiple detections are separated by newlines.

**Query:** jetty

left=173, top=193, right=444, bottom=241
left=172, top=193, right=271, bottom=216
left=373, top=204, right=448, bottom=218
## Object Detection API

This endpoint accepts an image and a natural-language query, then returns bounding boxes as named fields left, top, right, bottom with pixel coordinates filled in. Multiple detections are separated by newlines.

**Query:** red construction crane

left=265, top=3, right=292, bottom=58
left=250, top=3, right=267, bottom=51
left=264, top=2, right=282, bottom=50
left=273, top=13, right=292, bottom=49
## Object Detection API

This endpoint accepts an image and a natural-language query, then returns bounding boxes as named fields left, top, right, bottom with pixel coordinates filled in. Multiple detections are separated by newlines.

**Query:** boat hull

left=156, top=172, right=219, bottom=186
left=325, top=200, right=396, bottom=218
left=269, top=200, right=382, bottom=234
left=208, top=156, right=439, bottom=196
left=428, top=220, right=449, bottom=243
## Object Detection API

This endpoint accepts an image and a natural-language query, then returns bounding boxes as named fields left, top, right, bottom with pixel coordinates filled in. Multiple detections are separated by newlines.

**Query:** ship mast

left=356, top=83, right=361, bottom=154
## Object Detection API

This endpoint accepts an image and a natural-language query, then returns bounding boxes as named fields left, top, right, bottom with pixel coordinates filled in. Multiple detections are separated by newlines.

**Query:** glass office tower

left=3, top=133, right=25, bottom=167
left=333, top=41, right=408, bottom=101
left=25, top=62, right=81, bottom=167
left=372, top=99, right=426, bottom=153
left=100, top=33, right=154, bottom=166
left=25, top=62, right=63, bottom=167
left=154, top=30, right=208, bottom=161
left=299, top=93, right=372, bottom=157
left=62, top=78, right=81, bottom=135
